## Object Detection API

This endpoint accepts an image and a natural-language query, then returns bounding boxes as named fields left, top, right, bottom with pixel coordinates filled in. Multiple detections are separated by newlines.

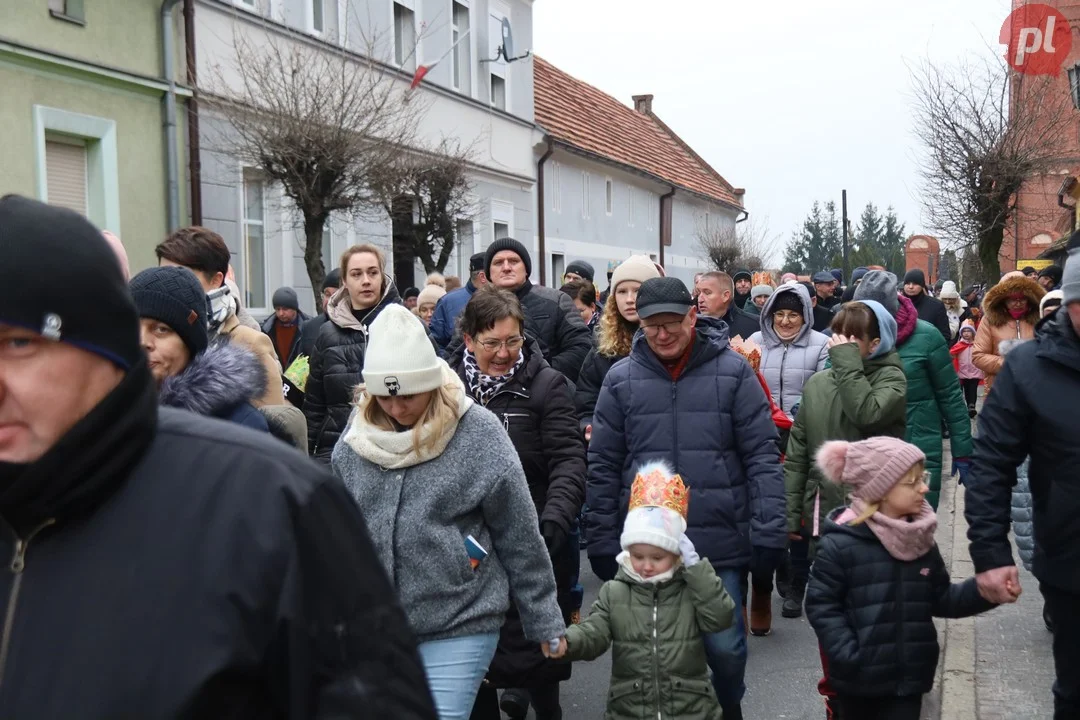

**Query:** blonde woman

left=333, top=304, right=565, bottom=720
left=574, top=255, right=661, bottom=441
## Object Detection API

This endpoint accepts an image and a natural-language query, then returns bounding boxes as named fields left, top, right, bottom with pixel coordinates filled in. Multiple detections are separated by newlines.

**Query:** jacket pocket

left=668, top=674, right=716, bottom=717
left=606, top=678, right=645, bottom=720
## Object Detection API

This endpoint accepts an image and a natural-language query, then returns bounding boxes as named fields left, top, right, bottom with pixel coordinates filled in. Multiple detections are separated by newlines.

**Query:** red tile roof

left=533, top=56, right=743, bottom=209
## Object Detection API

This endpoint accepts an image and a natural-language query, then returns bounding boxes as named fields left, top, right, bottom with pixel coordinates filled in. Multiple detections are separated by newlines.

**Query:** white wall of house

left=194, top=0, right=537, bottom=317
left=531, top=146, right=740, bottom=292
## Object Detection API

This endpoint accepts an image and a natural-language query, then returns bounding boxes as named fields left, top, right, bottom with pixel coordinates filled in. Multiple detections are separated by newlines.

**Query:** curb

left=938, top=482, right=978, bottom=720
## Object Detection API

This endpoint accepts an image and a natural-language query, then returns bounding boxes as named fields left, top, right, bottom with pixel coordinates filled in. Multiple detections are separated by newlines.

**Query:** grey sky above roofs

left=534, top=0, right=1007, bottom=267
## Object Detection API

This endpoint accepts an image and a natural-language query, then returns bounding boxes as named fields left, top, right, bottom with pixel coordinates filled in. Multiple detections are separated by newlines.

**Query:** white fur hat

left=363, top=304, right=444, bottom=397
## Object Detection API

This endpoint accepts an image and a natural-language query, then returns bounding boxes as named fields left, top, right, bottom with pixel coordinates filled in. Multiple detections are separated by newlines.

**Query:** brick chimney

left=632, top=94, right=653, bottom=114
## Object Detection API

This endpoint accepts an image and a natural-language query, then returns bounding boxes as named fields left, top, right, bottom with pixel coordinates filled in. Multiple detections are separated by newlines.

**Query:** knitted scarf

left=462, top=348, right=525, bottom=406
left=837, top=499, right=938, bottom=561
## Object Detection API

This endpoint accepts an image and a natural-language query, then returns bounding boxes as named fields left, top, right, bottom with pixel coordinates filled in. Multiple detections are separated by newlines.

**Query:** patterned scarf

left=463, top=348, right=525, bottom=406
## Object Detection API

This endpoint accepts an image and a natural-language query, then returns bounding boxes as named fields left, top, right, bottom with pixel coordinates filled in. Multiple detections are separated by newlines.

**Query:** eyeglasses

left=773, top=311, right=803, bottom=324
left=901, top=470, right=932, bottom=487
left=640, top=319, right=686, bottom=337
left=476, top=336, right=525, bottom=352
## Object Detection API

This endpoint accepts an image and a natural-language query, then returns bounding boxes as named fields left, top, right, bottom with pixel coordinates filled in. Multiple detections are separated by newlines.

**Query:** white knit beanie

left=610, top=254, right=661, bottom=292
left=362, top=304, right=444, bottom=396
left=620, top=506, right=684, bottom=554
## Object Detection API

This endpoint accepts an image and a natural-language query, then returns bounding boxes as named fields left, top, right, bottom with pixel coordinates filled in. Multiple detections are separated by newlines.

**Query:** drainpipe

left=536, top=137, right=555, bottom=286
left=183, top=0, right=202, bottom=225
left=658, top=186, right=675, bottom=268
left=162, top=0, right=183, bottom=231
left=736, top=208, right=749, bottom=223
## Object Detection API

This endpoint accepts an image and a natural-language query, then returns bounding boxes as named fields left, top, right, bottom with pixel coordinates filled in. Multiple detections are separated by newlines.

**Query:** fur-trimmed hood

left=982, top=276, right=1045, bottom=328
left=159, top=340, right=268, bottom=419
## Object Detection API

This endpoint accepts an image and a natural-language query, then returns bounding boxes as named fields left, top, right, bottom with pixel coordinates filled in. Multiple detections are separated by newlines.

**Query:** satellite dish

left=501, top=18, right=515, bottom=60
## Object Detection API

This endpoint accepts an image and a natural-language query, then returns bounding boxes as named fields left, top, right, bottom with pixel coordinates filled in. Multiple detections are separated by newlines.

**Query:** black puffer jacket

left=446, top=281, right=592, bottom=383
left=574, top=348, right=621, bottom=434
left=908, top=292, right=951, bottom=343
left=448, top=341, right=586, bottom=687
left=303, top=279, right=400, bottom=461
left=806, top=508, right=993, bottom=698
left=966, top=309, right=1080, bottom=594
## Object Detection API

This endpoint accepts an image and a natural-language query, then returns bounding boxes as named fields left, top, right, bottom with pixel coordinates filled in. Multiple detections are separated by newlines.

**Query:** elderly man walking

left=586, top=276, right=787, bottom=720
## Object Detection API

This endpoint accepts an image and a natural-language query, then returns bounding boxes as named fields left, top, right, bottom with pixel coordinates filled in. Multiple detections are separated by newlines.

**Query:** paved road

left=553, top=552, right=826, bottom=720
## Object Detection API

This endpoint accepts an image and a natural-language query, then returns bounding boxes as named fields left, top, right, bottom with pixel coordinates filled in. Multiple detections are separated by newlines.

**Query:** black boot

left=500, top=689, right=529, bottom=720
left=530, top=684, right=562, bottom=720
left=782, top=579, right=805, bottom=618
left=722, top=704, right=743, bottom=720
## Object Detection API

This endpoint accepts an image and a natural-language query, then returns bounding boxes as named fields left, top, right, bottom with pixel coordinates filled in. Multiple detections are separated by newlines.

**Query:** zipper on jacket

left=779, top=345, right=789, bottom=411
left=671, top=381, right=680, bottom=471
left=485, top=388, right=529, bottom=408
left=894, top=561, right=906, bottom=684
left=652, top=588, right=662, bottom=720
left=0, top=518, right=55, bottom=693
left=501, top=412, right=529, bottom=431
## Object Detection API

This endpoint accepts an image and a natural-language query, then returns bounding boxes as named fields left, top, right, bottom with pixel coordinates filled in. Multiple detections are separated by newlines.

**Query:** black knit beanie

left=130, top=266, right=210, bottom=357
left=0, top=194, right=141, bottom=369
left=770, top=289, right=804, bottom=315
left=565, top=259, right=595, bottom=282
left=485, top=238, right=532, bottom=278
left=903, top=268, right=927, bottom=290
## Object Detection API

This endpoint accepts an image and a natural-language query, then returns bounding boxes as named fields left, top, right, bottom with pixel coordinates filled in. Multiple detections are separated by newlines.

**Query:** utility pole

left=841, top=189, right=850, bottom=280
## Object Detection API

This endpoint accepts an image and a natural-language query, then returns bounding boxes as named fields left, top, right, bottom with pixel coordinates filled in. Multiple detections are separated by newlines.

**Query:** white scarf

left=342, top=363, right=473, bottom=469
left=616, top=550, right=679, bottom=585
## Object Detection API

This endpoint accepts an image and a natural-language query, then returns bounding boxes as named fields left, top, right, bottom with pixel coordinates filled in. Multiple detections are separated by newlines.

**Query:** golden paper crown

left=629, top=463, right=689, bottom=520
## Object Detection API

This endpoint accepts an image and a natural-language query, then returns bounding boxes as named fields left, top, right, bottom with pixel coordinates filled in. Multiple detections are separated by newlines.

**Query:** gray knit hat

left=750, top=284, right=774, bottom=300
left=852, top=270, right=900, bottom=317
left=1063, top=248, right=1080, bottom=305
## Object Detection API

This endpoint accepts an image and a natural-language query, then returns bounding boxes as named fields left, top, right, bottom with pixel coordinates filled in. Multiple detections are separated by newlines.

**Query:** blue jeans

left=703, top=567, right=748, bottom=710
left=418, top=633, right=500, bottom=720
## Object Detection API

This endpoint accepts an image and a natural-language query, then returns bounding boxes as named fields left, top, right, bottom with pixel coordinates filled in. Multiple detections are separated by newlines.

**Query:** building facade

left=194, top=0, right=540, bottom=317
left=0, top=0, right=188, bottom=271
left=532, top=57, right=745, bottom=291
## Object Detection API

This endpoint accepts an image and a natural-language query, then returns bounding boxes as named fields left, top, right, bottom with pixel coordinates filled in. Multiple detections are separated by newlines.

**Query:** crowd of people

left=0, top=193, right=1077, bottom=720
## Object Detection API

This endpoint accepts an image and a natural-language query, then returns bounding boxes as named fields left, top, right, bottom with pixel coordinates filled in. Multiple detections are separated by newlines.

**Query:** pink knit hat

left=816, top=437, right=926, bottom=502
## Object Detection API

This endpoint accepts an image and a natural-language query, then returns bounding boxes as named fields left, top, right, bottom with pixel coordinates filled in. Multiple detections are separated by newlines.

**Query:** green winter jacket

left=564, top=559, right=734, bottom=720
left=895, top=319, right=973, bottom=509
left=785, top=342, right=907, bottom=537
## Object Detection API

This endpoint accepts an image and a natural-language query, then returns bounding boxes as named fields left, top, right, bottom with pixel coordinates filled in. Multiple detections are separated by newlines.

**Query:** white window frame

left=490, top=199, right=514, bottom=246
left=605, top=177, right=613, bottom=216
left=647, top=192, right=655, bottom=231
left=581, top=171, right=590, bottom=220
left=306, top=0, right=325, bottom=35
left=551, top=252, right=565, bottom=287
left=450, top=0, right=474, bottom=95
left=240, top=167, right=270, bottom=315
left=488, top=0, right=511, bottom=112
left=391, top=0, right=419, bottom=71
left=628, top=186, right=635, bottom=227
left=234, top=0, right=257, bottom=10
left=32, top=105, right=120, bottom=233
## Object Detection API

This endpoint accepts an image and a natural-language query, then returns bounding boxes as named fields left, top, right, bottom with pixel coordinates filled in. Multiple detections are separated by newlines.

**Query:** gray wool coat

left=333, top=404, right=566, bottom=645
left=749, top=282, right=829, bottom=417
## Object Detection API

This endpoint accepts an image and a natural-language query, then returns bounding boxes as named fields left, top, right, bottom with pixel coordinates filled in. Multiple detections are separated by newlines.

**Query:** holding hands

left=976, top=566, right=1022, bottom=604
left=542, top=637, right=568, bottom=659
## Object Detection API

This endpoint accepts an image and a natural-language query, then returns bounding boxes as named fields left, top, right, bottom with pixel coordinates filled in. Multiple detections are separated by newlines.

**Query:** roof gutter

left=162, top=0, right=183, bottom=231
left=536, top=136, right=555, bottom=286
left=736, top=208, right=749, bottom=223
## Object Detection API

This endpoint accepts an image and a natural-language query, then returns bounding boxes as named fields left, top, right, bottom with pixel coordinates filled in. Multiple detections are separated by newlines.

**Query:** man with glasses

left=585, top=276, right=787, bottom=720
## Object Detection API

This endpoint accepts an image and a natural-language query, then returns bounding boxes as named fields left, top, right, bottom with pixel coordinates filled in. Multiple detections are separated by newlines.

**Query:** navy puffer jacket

left=586, top=317, right=787, bottom=570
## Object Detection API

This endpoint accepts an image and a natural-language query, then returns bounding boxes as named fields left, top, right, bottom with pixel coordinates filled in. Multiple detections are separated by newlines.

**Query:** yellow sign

left=1017, top=259, right=1054, bottom=270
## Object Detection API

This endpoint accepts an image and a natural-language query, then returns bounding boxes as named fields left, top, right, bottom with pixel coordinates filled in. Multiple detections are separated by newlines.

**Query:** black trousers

left=470, top=684, right=561, bottom=720
left=836, top=694, right=921, bottom=720
left=961, top=378, right=980, bottom=408
left=1043, top=584, right=1080, bottom=719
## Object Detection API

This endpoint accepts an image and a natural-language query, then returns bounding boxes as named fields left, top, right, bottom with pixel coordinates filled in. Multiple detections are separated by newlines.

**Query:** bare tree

left=696, top=215, right=782, bottom=274
left=204, top=28, right=424, bottom=307
left=911, top=56, right=1074, bottom=281
left=367, top=137, right=478, bottom=274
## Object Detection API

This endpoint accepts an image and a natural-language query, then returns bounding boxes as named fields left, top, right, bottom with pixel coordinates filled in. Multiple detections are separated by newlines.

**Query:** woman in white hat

left=332, top=304, right=565, bottom=720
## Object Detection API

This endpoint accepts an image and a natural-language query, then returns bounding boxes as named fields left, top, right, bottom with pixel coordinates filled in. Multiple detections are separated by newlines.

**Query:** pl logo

left=1000, top=3, right=1072, bottom=76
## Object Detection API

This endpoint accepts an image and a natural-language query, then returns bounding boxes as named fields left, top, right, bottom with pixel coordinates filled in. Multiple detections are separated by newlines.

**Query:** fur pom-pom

left=634, top=459, right=677, bottom=480
left=815, top=441, right=850, bottom=485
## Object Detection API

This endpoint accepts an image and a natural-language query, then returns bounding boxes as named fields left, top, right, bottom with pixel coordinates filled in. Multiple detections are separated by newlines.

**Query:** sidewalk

left=937, top=466, right=1057, bottom=719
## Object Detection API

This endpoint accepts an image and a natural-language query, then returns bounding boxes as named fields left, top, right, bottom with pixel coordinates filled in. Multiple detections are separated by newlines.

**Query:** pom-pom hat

left=816, top=437, right=926, bottom=503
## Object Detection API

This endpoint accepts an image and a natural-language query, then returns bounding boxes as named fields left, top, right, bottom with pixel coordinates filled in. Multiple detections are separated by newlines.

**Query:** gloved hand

left=952, top=458, right=972, bottom=486
left=589, top=555, right=618, bottom=581
left=541, top=521, right=567, bottom=558
left=749, top=546, right=785, bottom=582
left=678, top=534, right=700, bottom=567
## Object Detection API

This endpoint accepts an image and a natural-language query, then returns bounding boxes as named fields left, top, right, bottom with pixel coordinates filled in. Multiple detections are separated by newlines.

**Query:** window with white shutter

left=45, top=138, right=88, bottom=216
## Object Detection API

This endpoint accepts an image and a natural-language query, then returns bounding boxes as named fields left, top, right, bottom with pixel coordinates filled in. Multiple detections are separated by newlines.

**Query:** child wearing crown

left=548, top=461, right=734, bottom=720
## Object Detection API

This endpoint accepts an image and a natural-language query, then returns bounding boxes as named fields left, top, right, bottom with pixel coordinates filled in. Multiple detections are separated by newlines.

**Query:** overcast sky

left=533, top=0, right=1009, bottom=265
